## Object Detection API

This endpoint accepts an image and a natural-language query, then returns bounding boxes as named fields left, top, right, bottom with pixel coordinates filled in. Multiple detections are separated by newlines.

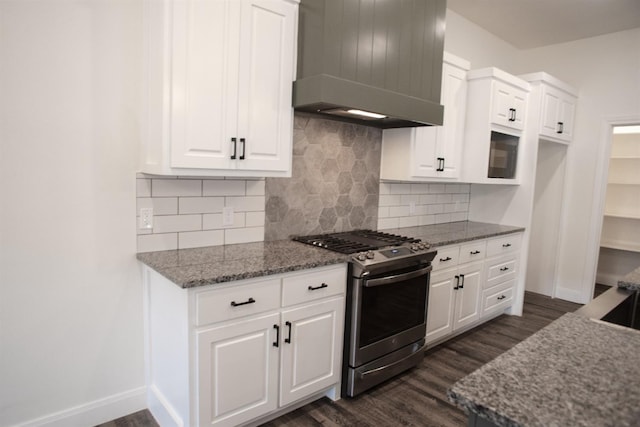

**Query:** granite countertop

left=137, top=240, right=349, bottom=288
left=448, top=312, right=640, bottom=427
left=137, top=221, right=524, bottom=289
left=618, top=265, right=640, bottom=291
left=381, top=220, right=524, bottom=247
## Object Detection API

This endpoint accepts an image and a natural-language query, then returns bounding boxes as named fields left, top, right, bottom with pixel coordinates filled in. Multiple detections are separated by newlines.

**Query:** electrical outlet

left=139, top=208, right=153, bottom=229
left=409, top=201, right=416, bottom=215
left=222, top=207, right=234, bottom=226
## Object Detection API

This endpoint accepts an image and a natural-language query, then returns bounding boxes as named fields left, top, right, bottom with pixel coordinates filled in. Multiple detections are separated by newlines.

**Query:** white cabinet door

left=539, top=85, right=575, bottom=143
left=491, top=80, right=526, bottom=131
left=165, top=0, right=295, bottom=173
left=236, top=0, right=295, bottom=172
left=170, top=0, right=237, bottom=169
left=279, top=297, right=344, bottom=406
left=425, top=270, right=456, bottom=344
left=197, top=312, right=279, bottom=427
left=452, top=262, right=483, bottom=330
left=412, top=127, right=440, bottom=176
left=435, top=61, right=467, bottom=178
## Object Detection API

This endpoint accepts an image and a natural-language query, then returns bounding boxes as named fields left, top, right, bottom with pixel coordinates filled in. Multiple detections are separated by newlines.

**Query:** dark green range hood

left=293, top=0, right=446, bottom=129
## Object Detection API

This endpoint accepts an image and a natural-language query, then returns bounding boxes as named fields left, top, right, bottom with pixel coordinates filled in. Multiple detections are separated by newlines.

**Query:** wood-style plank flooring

left=96, top=291, right=582, bottom=427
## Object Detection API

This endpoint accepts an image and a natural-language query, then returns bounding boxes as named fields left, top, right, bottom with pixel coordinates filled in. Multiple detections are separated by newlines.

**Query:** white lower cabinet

left=426, top=232, right=523, bottom=346
left=144, top=263, right=347, bottom=427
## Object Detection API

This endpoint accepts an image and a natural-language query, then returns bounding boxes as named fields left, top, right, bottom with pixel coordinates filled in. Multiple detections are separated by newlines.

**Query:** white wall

left=0, top=1, right=145, bottom=425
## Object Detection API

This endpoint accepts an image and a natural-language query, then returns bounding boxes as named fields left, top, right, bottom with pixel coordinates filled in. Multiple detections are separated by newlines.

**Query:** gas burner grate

left=293, top=229, right=420, bottom=254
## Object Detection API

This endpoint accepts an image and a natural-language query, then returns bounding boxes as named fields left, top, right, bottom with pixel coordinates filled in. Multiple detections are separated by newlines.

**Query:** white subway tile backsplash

left=246, top=180, right=266, bottom=196
left=179, top=197, right=225, bottom=214
left=203, top=212, right=246, bottom=230
left=226, top=196, right=266, bottom=212
left=137, top=197, right=178, bottom=215
left=153, top=214, right=202, bottom=233
left=377, top=217, right=399, bottom=230
left=398, top=216, right=419, bottom=227
left=203, top=180, right=246, bottom=196
left=378, top=179, right=470, bottom=231
left=137, top=176, right=266, bottom=252
left=379, top=194, right=401, bottom=206
left=137, top=233, right=178, bottom=253
left=179, top=230, right=224, bottom=249
left=137, top=179, right=151, bottom=197
left=246, top=211, right=266, bottom=227
left=153, top=179, right=201, bottom=197
left=225, top=227, right=264, bottom=245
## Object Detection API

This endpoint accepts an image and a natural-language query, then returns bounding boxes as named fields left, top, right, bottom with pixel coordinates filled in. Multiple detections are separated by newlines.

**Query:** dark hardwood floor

left=97, top=291, right=582, bottom=427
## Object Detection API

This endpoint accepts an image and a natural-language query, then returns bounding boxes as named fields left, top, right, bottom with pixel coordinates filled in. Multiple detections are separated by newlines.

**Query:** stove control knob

left=355, top=253, right=367, bottom=261
left=365, top=251, right=375, bottom=259
left=410, top=244, right=420, bottom=252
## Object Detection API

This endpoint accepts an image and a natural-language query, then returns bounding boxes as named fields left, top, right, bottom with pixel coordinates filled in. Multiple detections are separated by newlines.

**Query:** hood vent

left=293, top=0, right=446, bottom=129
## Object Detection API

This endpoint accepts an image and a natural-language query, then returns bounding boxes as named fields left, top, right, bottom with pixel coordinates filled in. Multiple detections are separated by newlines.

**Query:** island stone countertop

left=448, top=312, right=640, bottom=427
left=137, top=220, right=524, bottom=289
left=618, top=265, right=640, bottom=291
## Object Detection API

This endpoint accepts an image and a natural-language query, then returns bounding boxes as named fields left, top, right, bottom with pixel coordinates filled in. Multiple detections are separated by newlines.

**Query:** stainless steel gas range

left=293, top=230, right=437, bottom=397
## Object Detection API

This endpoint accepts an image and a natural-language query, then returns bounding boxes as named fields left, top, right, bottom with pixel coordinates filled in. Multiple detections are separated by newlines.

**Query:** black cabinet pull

left=557, top=122, right=564, bottom=134
left=230, top=137, right=237, bottom=159
left=440, top=256, right=452, bottom=262
left=436, top=157, right=445, bottom=172
left=273, top=324, right=280, bottom=347
left=508, top=108, right=516, bottom=122
left=502, top=243, right=512, bottom=248
left=454, top=275, right=460, bottom=290
left=497, top=295, right=506, bottom=300
left=230, top=297, right=255, bottom=307
left=470, top=250, right=481, bottom=255
left=459, top=274, right=465, bottom=289
left=239, top=138, right=246, bottom=160
left=285, top=321, right=292, bottom=344
left=308, top=283, right=328, bottom=291
left=500, top=267, right=509, bottom=272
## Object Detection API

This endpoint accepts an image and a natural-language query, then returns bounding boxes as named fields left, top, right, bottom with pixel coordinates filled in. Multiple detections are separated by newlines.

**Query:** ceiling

left=447, top=0, right=640, bottom=49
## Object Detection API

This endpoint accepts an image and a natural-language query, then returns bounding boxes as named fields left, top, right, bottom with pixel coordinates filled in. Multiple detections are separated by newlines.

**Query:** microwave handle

left=363, top=265, right=432, bottom=288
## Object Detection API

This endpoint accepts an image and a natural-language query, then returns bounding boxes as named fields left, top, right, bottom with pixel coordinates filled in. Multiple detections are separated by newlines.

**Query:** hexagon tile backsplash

left=265, top=113, right=382, bottom=241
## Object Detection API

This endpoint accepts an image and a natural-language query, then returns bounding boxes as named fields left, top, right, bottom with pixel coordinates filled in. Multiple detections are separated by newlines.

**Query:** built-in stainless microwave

left=488, top=130, right=519, bottom=179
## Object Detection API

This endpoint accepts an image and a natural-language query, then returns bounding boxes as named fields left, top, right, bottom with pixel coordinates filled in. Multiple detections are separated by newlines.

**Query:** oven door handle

left=363, top=265, right=432, bottom=288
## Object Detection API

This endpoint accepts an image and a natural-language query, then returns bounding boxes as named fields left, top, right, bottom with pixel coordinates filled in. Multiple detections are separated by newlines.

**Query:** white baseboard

left=11, top=386, right=147, bottom=427
left=596, top=272, right=620, bottom=287
left=554, top=286, right=589, bottom=304
left=147, top=384, right=185, bottom=427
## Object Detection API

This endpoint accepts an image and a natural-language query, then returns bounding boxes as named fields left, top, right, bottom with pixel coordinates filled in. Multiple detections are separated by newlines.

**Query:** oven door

left=349, top=264, right=431, bottom=367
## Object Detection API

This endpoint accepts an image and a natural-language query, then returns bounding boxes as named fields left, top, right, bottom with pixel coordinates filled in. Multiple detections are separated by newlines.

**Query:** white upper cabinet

left=141, top=0, right=298, bottom=177
left=461, top=67, right=530, bottom=184
left=520, top=72, right=577, bottom=144
left=380, top=53, right=471, bottom=181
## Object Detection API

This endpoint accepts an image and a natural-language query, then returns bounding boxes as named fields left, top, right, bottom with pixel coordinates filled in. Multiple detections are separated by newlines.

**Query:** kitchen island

left=448, top=312, right=640, bottom=427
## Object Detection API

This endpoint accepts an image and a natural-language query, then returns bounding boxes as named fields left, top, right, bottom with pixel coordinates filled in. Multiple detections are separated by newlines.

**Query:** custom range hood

left=293, top=0, right=446, bottom=129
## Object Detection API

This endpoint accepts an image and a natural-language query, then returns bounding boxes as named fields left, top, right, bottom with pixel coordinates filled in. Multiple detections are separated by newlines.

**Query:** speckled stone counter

left=138, top=221, right=522, bottom=289
left=137, top=240, right=348, bottom=288
left=381, top=220, right=524, bottom=247
left=448, top=312, right=640, bottom=427
left=618, top=265, right=640, bottom=291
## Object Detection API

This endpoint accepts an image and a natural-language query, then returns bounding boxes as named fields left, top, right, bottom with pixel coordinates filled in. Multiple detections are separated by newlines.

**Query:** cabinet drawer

left=282, top=265, right=347, bottom=307
left=482, top=279, right=515, bottom=315
left=195, top=278, right=281, bottom=326
left=486, top=233, right=522, bottom=257
left=458, top=240, right=487, bottom=264
left=432, top=246, right=460, bottom=271
left=485, top=256, right=518, bottom=288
